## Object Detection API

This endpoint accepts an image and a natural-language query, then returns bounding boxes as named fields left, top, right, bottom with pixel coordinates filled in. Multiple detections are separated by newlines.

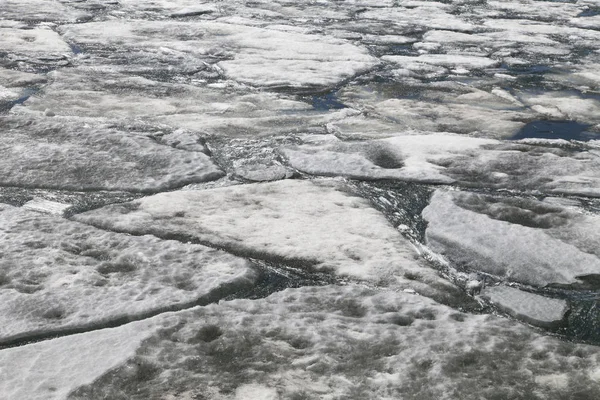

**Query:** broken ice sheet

left=0, top=116, right=223, bottom=192
left=16, top=67, right=354, bottom=137
left=73, top=179, right=463, bottom=302
left=0, top=203, right=255, bottom=344
left=59, top=19, right=378, bottom=90
left=422, top=190, right=600, bottom=287
left=63, top=285, right=600, bottom=399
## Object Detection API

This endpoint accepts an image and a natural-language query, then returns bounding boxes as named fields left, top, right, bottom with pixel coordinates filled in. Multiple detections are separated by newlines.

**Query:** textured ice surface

left=74, top=179, right=430, bottom=284
left=480, top=285, right=568, bottom=329
left=281, top=134, right=600, bottom=197
left=1, top=27, right=71, bottom=55
left=64, top=285, right=600, bottom=400
left=0, top=0, right=91, bottom=22
left=0, top=116, right=223, bottom=192
left=0, top=204, right=255, bottom=343
left=423, top=190, right=600, bottom=287
left=0, top=317, right=161, bottom=400
left=16, top=67, right=353, bottom=137
left=60, top=20, right=377, bottom=90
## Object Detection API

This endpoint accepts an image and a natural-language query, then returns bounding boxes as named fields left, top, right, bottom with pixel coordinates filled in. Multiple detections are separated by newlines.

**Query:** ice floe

left=15, top=67, right=353, bottom=137
left=0, top=203, right=255, bottom=344
left=480, top=285, right=569, bottom=329
left=0, top=317, right=161, bottom=400
left=0, top=116, right=223, bottom=192
left=281, top=133, right=600, bottom=197
left=422, top=190, right=600, bottom=287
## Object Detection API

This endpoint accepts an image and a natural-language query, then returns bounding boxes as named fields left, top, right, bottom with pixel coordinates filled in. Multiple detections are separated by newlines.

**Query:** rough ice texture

left=0, top=317, right=161, bottom=400
left=480, top=285, right=569, bottom=329
left=281, top=134, right=600, bottom=197
left=0, top=68, right=47, bottom=88
left=281, top=134, right=496, bottom=184
left=75, top=179, right=428, bottom=283
left=0, top=116, right=223, bottom=192
left=0, top=204, right=255, bottom=344
left=0, top=0, right=90, bottom=22
left=17, top=67, right=352, bottom=137
left=60, top=20, right=378, bottom=90
left=65, top=285, right=600, bottom=400
left=422, top=190, right=600, bottom=287
left=338, top=84, right=531, bottom=138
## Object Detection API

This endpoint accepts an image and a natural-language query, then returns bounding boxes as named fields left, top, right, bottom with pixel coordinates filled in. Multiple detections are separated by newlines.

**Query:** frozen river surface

left=1, top=0, right=600, bottom=399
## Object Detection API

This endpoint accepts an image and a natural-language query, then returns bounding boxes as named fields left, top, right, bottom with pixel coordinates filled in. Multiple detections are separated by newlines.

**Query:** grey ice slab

left=0, top=203, right=255, bottom=344
left=16, top=67, right=352, bottom=137
left=480, top=286, right=568, bottom=329
left=422, top=190, right=600, bottom=287
left=59, top=285, right=600, bottom=399
left=0, top=116, right=223, bottom=192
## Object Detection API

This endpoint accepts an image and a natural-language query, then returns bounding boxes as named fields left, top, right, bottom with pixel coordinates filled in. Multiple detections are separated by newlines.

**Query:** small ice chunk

left=22, top=198, right=71, bottom=216
left=480, top=286, right=568, bottom=329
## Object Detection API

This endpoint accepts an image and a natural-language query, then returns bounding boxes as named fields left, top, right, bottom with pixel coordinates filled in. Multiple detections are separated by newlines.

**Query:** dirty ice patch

left=282, top=134, right=600, bottom=197
left=74, top=179, right=430, bottom=284
left=0, top=116, right=223, bottom=192
left=0, top=317, right=160, bottom=400
left=60, top=20, right=378, bottom=90
left=0, top=203, right=255, bottom=344
left=422, top=190, right=600, bottom=287
left=66, top=285, right=600, bottom=400
left=280, top=134, right=497, bottom=184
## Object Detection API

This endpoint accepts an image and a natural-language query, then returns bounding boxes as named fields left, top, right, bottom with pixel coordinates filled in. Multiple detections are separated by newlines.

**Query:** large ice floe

left=74, top=179, right=428, bottom=284
left=0, top=203, right=255, bottom=345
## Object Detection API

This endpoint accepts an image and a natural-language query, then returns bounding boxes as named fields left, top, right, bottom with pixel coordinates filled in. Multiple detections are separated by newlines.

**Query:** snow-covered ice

left=2, top=0, right=600, bottom=398
left=0, top=116, right=223, bottom=192
left=281, top=134, right=600, bottom=197
left=0, top=203, right=255, bottom=344
left=74, top=179, right=434, bottom=286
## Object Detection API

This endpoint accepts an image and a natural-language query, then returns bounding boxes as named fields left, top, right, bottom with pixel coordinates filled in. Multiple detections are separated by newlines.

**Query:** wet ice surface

left=2, top=0, right=600, bottom=398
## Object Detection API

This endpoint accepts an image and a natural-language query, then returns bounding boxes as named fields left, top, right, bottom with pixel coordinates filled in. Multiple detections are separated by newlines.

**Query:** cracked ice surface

left=74, top=180, right=438, bottom=286
left=2, top=0, right=600, bottom=398
left=0, top=203, right=255, bottom=344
